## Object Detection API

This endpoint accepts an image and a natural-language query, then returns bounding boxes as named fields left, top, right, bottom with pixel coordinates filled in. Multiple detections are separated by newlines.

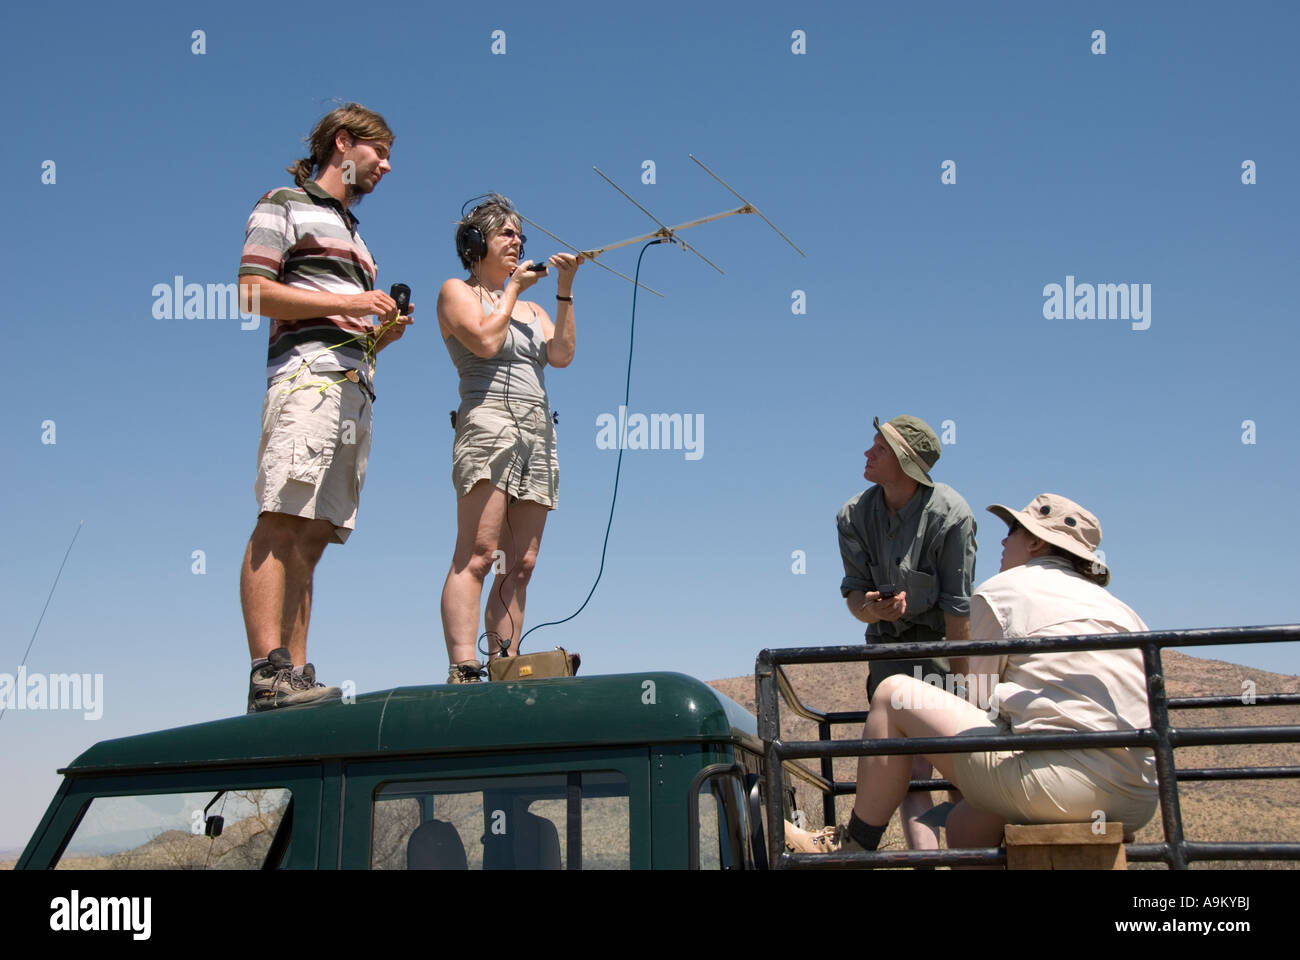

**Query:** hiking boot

left=783, top=820, right=864, bottom=854
left=247, top=647, right=342, bottom=714
left=447, top=660, right=485, bottom=684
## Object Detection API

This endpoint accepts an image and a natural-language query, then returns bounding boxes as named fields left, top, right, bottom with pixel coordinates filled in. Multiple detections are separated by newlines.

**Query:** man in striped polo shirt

left=237, top=103, right=411, bottom=714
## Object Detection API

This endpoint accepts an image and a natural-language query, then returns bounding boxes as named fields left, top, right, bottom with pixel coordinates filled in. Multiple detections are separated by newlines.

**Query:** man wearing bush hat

left=837, top=415, right=977, bottom=694
left=835, top=413, right=978, bottom=852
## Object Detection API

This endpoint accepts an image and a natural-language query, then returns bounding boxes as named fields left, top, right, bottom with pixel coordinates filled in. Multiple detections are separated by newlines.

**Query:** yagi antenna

left=580, top=156, right=806, bottom=271
left=590, top=167, right=725, bottom=274
left=508, top=157, right=801, bottom=298
left=688, top=154, right=806, bottom=258
left=514, top=212, right=664, bottom=298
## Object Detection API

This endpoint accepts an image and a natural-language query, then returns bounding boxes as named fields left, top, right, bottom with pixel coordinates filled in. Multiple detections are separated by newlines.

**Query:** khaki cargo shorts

left=948, top=714, right=1158, bottom=832
left=452, top=396, right=558, bottom=508
left=255, top=377, right=372, bottom=543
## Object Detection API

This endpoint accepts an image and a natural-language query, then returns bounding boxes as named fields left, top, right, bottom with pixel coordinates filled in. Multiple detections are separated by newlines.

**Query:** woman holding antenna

left=437, top=194, right=583, bottom=683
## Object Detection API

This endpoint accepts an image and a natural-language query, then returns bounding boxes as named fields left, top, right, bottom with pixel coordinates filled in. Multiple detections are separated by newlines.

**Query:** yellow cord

left=281, top=312, right=404, bottom=396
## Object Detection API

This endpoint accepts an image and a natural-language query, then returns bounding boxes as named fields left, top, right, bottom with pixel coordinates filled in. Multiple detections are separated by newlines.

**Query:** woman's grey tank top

left=444, top=293, right=549, bottom=403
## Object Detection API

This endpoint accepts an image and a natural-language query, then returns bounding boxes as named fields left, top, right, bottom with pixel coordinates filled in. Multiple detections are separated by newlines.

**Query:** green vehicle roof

left=64, top=672, right=758, bottom=775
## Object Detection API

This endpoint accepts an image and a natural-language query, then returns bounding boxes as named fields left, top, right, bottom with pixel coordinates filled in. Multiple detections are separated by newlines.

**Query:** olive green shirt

left=837, top=482, right=977, bottom=641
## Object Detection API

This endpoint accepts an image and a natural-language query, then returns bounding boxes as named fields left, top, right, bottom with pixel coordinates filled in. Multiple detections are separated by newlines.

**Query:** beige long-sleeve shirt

left=971, top=557, right=1156, bottom=796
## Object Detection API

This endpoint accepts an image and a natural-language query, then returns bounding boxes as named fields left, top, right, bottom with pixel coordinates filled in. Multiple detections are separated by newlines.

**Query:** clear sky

left=2, top=1, right=1298, bottom=848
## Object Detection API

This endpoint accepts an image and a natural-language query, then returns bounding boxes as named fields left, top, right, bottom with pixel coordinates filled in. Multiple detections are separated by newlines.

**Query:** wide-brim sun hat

left=987, top=492, right=1110, bottom=586
left=874, top=415, right=941, bottom=488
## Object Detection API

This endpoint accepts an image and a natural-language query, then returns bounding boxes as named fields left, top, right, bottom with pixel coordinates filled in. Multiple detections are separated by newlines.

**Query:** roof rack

left=756, top=624, right=1300, bottom=869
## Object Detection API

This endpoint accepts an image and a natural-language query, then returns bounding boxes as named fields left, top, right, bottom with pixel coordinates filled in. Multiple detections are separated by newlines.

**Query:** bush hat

left=987, top=493, right=1110, bottom=586
left=874, top=415, right=941, bottom=487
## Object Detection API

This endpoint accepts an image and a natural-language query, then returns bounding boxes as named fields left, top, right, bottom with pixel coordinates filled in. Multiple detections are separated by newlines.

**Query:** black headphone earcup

left=456, top=224, right=487, bottom=264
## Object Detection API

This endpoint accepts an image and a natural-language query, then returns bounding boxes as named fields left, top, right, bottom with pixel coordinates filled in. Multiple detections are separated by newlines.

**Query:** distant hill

left=708, top=649, right=1300, bottom=869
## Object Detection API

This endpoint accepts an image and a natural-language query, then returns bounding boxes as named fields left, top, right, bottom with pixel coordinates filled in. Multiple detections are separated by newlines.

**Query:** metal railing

left=756, top=624, right=1300, bottom=869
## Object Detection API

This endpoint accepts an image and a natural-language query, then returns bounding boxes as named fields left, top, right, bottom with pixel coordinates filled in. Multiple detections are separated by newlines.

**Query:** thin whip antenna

left=516, top=212, right=664, bottom=297
left=1, top=521, right=83, bottom=723
left=591, top=167, right=725, bottom=275
left=688, top=154, right=806, bottom=257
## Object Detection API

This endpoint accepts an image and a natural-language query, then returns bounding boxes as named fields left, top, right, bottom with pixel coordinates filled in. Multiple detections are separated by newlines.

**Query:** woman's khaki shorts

left=948, top=714, right=1158, bottom=833
left=452, top=396, right=558, bottom=508
left=879, top=676, right=1159, bottom=833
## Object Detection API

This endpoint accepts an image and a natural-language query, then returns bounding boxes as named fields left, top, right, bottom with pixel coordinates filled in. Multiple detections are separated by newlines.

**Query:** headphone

left=456, top=194, right=524, bottom=266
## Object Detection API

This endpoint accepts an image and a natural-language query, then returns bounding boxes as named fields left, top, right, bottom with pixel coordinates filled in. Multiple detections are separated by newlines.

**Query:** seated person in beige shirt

left=786, top=493, right=1157, bottom=855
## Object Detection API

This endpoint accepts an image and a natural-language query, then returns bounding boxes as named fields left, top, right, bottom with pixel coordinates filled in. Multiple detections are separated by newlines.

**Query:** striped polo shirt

left=239, top=180, right=379, bottom=392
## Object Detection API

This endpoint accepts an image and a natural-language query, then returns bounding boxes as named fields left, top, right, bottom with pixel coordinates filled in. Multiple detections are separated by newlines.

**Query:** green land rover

left=26, top=626, right=1295, bottom=872
left=18, top=672, right=774, bottom=871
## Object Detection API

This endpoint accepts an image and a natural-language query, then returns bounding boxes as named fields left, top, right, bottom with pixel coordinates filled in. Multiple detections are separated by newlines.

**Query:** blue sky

left=2, top=1, right=1297, bottom=848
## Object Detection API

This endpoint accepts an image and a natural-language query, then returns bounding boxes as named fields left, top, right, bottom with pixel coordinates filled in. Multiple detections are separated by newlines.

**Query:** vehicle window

left=696, top=782, right=723, bottom=870
left=694, top=771, right=750, bottom=870
left=370, top=771, right=628, bottom=870
left=56, top=788, right=291, bottom=869
left=734, top=748, right=766, bottom=836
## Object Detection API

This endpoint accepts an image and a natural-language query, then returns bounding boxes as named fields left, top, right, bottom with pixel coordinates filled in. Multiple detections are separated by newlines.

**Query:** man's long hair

left=287, top=102, right=394, bottom=186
